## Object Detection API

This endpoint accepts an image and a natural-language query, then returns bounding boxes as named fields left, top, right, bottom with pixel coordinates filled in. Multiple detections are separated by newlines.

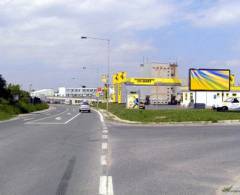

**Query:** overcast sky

left=1, top=0, right=240, bottom=90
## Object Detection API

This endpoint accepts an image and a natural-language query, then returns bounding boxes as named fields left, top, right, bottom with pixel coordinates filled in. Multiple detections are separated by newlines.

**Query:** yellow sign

left=189, top=69, right=230, bottom=91
left=127, top=93, right=139, bottom=109
left=125, top=78, right=181, bottom=86
left=101, top=75, right=107, bottom=83
left=117, top=84, right=122, bottom=103
left=113, top=72, right=127, bottom=84
left=118, top=72, right=127, bottom=83
left=112, top=74, right=118, bottom=84
left=230, top=74, right=235, bottom=86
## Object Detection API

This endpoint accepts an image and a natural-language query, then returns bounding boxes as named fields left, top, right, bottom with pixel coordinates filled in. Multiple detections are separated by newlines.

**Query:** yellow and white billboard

left=189, top=69, right=230, bottom=91
left=127, top=93, right=139, bottom=109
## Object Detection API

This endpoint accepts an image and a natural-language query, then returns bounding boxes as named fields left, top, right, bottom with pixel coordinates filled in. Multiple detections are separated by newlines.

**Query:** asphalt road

left=0, top=105, right=103, bottom=195
left=108, top=123, right=240, bottom=195
left=1, top=105, right=240, bottom=195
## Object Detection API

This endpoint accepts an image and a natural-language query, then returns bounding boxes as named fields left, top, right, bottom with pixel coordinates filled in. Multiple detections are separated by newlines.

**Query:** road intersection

left=0, top=105, right=240, bottom=195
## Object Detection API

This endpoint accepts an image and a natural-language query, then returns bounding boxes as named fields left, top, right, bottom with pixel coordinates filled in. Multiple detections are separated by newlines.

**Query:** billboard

left=127, top=93, right=139, bottom=109
left=189, top=69, right=230, bottom=91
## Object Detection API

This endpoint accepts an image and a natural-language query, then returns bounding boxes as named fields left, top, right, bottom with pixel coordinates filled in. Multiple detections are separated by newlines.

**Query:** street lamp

left=81, top=36, right=110, bottom=111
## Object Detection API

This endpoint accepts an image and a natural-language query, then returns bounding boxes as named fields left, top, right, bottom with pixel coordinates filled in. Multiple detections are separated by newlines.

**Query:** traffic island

left=95, top=103, right=240, bottom=125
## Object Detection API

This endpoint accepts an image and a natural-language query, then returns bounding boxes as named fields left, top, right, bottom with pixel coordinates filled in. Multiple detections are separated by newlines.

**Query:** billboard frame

left=189, top=68, right=231, bottom=92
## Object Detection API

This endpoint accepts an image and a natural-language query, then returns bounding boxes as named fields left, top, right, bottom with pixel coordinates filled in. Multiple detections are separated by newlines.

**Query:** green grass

left=0, top=111, right=15, bottom=121
left=0, top=102, right=49, bottom=121
left=96, top=103, right=240, bottom=123
left=222, top=185, right=232, bottom=192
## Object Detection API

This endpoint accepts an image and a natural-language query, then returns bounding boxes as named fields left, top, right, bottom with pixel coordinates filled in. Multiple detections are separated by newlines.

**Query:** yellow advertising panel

left=117, top=84, right=122, bottom=103
left=230, top=74, right=235, bottom=86
left=129, top=78, right=155, bottom=85
left=114, top=72, right=127, bottom=84
left=118, top=72, right=127, bottom=83
left=189, top=69, right=230, bottom=91
left=127, top=93, right=139, bottom=109
left=125, top=78, right=181, bottom=86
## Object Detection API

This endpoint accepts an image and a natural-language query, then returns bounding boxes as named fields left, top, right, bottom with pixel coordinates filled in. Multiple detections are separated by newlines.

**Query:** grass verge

left=0, top=102, right=49, bottom=121
left=96, top=103, right=240, bottom=123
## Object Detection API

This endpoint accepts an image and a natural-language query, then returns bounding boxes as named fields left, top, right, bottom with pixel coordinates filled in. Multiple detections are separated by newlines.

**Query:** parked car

left=216, top=97, right=240, bottom=111
left=79, top=102, right=91, bottom=113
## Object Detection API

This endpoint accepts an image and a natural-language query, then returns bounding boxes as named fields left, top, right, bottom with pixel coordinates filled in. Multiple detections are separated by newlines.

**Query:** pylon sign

left=117, top=72, right=127, bottom=83
left=113, top=72, right=127, bottom=84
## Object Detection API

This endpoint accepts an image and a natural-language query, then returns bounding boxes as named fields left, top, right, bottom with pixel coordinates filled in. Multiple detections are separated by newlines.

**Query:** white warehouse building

left=57, top=87, right=97, bottom=98
left=181, top=87, right=240, bottom=108
left=30, top=89, right=55, bottom=99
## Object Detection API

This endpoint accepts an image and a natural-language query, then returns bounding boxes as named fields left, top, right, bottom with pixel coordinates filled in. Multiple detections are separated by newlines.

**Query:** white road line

left=67, top=113, right=71, bottom=115
left=102, top=135, right=108, bottom=139
left=107, top=176, right=114, bottom=195
left=101, top=155, right=107, bottom=166
left=99, top=176, right=107, bottom=195
left=102, top=142, right=108, bottom=150
left=96, top=110, right=104, bottom=123
left=23, top=118, right=34, bottom=121
left=103, top=130, right=108, bottom=134
left=64, top=113, right=81, bottom=124
left=25, top=122, right=66, bottom=125
left=55, top=117, right=62, bottom=120
left=27, top=109, right=69, bottom=123
left=99, top=176, right=114, bottom=195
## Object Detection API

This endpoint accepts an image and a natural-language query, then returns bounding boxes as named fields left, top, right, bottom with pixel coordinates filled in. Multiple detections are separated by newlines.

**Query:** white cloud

left=187, top=0, right=240, bottom=27
left=0, top=0, right=178, bottom=76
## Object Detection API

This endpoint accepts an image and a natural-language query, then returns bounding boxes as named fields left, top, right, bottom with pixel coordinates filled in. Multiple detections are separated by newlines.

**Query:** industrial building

left=57, top=87, right=97, bottom=98
left=150, top=63, right=178, bottom=104
left=30, top=89, right=55, bottom=99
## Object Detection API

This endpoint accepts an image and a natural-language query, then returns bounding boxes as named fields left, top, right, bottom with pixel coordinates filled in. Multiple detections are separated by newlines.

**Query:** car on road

left=79, top=102, right=91, bottom=113
left=216, top=97, right=240, bottom=111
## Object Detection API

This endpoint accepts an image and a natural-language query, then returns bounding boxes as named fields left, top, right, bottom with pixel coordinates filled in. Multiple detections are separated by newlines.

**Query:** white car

left=79, top=102, right=91, bottom=113
left=216, top=97, right=240, bottom=111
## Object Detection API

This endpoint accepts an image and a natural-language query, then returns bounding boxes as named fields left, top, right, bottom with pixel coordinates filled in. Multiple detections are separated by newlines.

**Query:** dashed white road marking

left=99, top=176, right=114, bottom=195
left=67, top=113, right=71, bottom=115
left=107, top=176, right=114, bottom=195
left=103, top=130, right=108, bottom=134
left=102, top=135, right=108, bottom=139
left=55, top=117, right=62, bottom=120
left=96, top=109, right=114, bottom=195
left=101, top=155, right=107, bottom=166
left=99, top=176, right=107, bottom=195
left=102, top=142, right=108, bottom=150
left=64, top=113, right=81, bottom=124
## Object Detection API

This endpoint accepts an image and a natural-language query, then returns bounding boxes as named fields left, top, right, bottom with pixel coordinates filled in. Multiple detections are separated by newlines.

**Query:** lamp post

left=81, top=36, right=110, bottom=110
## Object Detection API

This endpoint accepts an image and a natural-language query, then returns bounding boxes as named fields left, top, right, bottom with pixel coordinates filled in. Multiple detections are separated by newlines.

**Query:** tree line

left=0, top=74, right=41, bottom=104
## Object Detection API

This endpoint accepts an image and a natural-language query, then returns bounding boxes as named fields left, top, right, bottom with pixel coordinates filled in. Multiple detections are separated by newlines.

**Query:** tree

left=7, top=84, right=30, bottom=103
left=0, top=74, right=7, bottom=98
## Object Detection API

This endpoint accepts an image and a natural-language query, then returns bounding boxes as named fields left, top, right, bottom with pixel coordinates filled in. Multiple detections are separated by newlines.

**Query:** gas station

left=111, top=71, right=182, bottom=104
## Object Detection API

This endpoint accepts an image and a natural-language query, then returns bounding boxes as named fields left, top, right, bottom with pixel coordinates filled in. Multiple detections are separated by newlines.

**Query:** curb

left=97, top=109, right=240, bottom=127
